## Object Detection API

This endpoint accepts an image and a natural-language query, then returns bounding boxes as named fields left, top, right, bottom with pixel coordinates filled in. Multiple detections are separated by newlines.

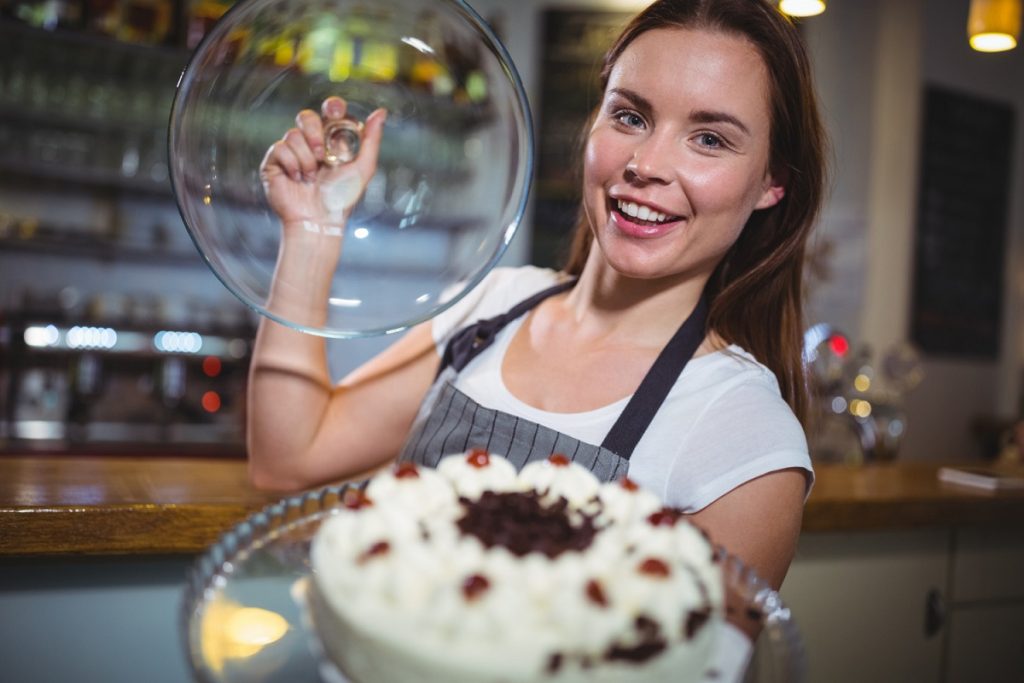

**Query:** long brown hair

left=563, top=0, right=828, bottom=425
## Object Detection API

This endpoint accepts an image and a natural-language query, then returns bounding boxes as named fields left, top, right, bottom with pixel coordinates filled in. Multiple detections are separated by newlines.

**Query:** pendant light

left=778, top=0, right=826, bottom=18
left=968, top=0, right=1021, bottom=52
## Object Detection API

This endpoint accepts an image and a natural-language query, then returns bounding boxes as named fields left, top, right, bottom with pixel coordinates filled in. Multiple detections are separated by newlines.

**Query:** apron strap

left=439, top=277, right=709, bottom=461
left=438, top=279, right=577, bottom=376
left=599, top=292, right=709, bottom=458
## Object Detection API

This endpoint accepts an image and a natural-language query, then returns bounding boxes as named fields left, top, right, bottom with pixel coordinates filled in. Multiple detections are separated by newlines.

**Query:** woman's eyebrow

left=689, top=109, right=751, bottom=136
left=607, top=87, right=654, bottom=113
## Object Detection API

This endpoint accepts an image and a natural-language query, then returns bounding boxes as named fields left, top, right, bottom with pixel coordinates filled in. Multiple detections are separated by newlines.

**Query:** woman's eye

left=696, top=132, right=724, bottom=149
left=613, top=111, right=645, bottom=129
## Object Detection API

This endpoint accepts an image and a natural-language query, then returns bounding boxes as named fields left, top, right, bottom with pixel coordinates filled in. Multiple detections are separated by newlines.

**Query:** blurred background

left=0, top=0, right=1021, bottom=464
left=1, top=0, right=1021, bottom=465
left=0, top=2, right=1022, bottom=682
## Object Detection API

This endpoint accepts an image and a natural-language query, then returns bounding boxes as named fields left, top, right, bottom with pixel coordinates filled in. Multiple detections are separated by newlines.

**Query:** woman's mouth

left=610, top=198, right=683, bottom=237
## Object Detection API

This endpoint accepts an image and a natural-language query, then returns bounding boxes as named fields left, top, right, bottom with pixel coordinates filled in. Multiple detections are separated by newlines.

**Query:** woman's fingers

left=263, top=139, right=302, bottom=183
left=295, top=108, right=325, bottom=162
left=283, top=127, right=319, bottom=181
left=321, top=96, right=348, bottom=122
left=265, top=96, right=384, bottom=188
left=354, top=108, right=387, bottom=180
left=320, top=96, right=385, bottom=175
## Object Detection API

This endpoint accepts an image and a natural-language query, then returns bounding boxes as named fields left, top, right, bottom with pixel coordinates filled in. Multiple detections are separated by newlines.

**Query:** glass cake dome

left=170, top=0, right=533, bottom=337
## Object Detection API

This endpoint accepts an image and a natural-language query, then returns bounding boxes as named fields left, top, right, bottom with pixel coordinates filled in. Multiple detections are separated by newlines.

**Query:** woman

left=249, top=0, right=827, bottom=603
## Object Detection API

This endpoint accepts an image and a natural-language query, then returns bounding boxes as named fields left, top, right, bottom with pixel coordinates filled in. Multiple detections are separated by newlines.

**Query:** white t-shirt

left=432, top=266, right=813, bottom=512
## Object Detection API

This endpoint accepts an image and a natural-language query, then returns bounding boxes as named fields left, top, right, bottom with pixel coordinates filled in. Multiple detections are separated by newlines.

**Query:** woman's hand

left=260, top=96, right=387, bottom=235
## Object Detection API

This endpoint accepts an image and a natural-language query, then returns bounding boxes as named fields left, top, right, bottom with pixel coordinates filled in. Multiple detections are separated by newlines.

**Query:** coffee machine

left=1, top=291, right=253, bottom=455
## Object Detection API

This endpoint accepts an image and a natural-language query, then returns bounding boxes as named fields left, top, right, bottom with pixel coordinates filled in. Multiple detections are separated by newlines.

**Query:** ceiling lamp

left=779, top=0, right=826, bottom=18
left=968, top=0, right=1021, bottom=52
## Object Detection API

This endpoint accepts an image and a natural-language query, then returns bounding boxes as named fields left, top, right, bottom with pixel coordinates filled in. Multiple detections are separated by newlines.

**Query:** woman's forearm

left=246, top=231, right=342, bottom=490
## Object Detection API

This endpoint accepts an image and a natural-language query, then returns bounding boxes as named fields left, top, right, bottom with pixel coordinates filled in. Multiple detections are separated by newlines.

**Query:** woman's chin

left=591, top=238, right=678, bottom=281
left=597, top=255, right=678, bottom=282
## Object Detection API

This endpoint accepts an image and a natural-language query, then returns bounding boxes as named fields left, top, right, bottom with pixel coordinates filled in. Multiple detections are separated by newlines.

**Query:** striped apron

left=398, top=280, right=709, bottom=483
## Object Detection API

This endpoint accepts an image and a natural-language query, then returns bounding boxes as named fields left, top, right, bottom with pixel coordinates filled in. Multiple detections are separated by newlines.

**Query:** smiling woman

left=247, top=0, right=828, bottom=657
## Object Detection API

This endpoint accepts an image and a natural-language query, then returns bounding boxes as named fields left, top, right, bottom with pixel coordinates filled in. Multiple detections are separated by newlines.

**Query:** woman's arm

left=247, top=319, right=440, bottom=492
left=688, top=468, right=807, bottom=638
left=246, top=97, right=438, bottom=492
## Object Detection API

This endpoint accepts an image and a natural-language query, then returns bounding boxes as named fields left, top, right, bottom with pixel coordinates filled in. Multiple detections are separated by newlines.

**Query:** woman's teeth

left=616, top=199, right=674, bottom=223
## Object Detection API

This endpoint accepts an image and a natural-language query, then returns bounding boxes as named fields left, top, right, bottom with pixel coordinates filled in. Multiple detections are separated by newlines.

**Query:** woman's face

left=583, top=27, right=784, bottom=282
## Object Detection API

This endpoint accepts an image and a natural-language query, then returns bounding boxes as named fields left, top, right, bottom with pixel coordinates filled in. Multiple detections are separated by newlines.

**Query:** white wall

left=804, top=0, right=1023, bottom=461
left=915, top=0, right=1024, bottom=455
left=802, top=0, right=881, bottom=341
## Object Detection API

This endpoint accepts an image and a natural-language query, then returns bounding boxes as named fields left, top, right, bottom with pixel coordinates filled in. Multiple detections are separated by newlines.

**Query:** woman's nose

left=624, top=134, right=673, bottom=185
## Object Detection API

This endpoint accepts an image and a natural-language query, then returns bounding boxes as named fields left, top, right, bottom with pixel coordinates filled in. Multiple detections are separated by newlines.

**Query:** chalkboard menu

left=530, top=9, right=630, bottom=267
left=910, top=85, right=1016, bottom=358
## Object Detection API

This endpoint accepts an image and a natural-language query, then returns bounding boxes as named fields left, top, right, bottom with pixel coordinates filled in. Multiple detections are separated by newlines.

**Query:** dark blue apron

left=399, top=280, right=709, bottom=482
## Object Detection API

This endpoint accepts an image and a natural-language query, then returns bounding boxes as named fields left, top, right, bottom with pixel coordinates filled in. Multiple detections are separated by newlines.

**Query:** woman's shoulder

left=661, top=345, right=812, bottom=511
left=683, top=344, right=783, bottom=395
left=693, top=345, right=805, bottom=444
left=675, top=344, right=804, bottom=443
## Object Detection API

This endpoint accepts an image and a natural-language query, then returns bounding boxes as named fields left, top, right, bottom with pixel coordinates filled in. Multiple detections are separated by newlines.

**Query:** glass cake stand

left=180, top=485, right=807, bottom=683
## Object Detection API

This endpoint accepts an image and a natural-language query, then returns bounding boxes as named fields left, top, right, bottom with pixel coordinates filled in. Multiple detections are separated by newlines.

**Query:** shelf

left=0, top=228, right=475, bottom=278
left=0, top=234, right=204, bottom=266
left=0, top=104, right=168, bottom=137
left=0, top=18, right=192, bottom=62
left=0, top=160, right=174, bottom=197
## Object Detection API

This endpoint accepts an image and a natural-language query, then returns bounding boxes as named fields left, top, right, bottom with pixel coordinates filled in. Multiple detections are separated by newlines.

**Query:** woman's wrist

left=281, top=218, right=347, bottom=239
left=277, top=218, right=345, bottom=265
left=267, top=224, right=345, bottom=325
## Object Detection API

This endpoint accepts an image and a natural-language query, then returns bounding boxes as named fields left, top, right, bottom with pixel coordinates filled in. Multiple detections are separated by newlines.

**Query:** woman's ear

left=755, top=171, right=787, bottom=210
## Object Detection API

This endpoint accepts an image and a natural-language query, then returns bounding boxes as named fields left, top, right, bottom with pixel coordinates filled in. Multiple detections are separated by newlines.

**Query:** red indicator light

left=202, top=356, right=222, bottom=377
left=202, top=391, right=221, bottom=413
left=828, top=335, right=849, bottom=357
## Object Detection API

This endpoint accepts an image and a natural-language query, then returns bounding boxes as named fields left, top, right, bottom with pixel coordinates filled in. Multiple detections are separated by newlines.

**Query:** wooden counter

left=1, top=455, right=1022, bottom=556
left=803, top=460, right=1024, bottom=531
left=0, top=455, right=278, bottom=556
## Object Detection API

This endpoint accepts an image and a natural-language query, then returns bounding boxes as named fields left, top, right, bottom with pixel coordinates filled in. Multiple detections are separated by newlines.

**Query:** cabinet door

left=777, top=530, right=949, bottom=683
left=945, top=603, right=1024, bottom=682
left=952, top=527, right=1024, bottom=602
left=944, top=527, right=1024, bottom=681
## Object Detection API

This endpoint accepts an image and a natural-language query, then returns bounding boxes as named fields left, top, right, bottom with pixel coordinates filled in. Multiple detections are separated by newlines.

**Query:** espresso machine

left=0, top=290, right=253, bottom=454
left=803, top=323, right=924, bottom=464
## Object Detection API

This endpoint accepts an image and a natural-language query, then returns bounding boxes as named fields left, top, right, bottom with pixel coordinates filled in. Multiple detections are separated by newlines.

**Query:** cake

left=308, top=450, right=723, bottom=683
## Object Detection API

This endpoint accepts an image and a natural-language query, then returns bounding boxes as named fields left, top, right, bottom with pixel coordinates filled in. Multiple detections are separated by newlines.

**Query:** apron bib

left=399, top=280, right=708, bottom=483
